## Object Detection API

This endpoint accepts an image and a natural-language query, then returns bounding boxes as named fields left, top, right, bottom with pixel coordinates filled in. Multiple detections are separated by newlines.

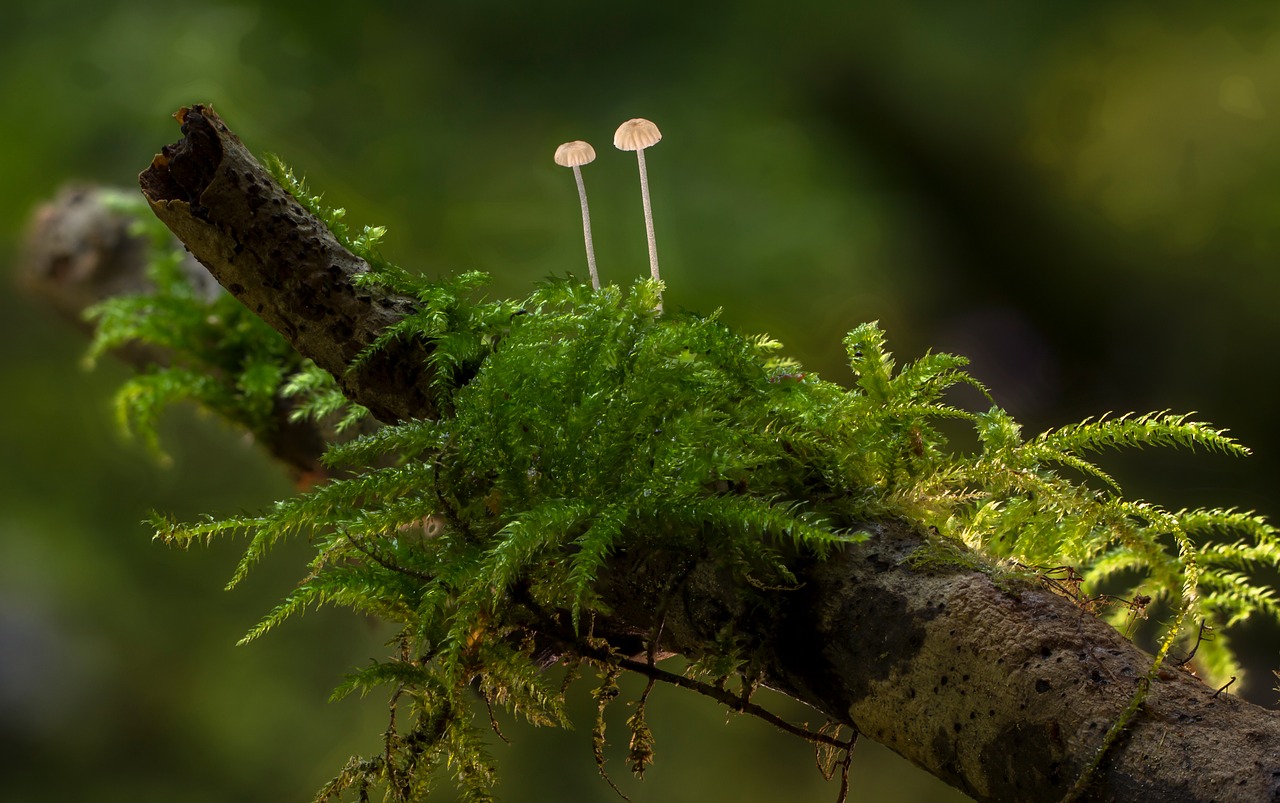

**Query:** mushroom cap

left=613, top=118, right=662, bottom=151
left=554, top=140, right=596, bottom=167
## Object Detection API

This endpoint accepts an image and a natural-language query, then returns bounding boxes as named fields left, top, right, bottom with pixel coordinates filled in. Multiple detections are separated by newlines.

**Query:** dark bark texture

left=34, top=105, right=1280, bottom=802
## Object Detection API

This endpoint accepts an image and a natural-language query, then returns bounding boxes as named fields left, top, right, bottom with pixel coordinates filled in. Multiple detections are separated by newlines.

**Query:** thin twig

left=570, top=639, right=849, bottom=751
left=1176, top=620, right=1212, bottom=667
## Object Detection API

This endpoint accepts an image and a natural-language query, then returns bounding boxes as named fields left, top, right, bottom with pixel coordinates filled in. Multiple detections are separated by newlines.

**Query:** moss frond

left=281, top=360, right=369, bottom=433
left=1034, top=411, right=1250, bottom=458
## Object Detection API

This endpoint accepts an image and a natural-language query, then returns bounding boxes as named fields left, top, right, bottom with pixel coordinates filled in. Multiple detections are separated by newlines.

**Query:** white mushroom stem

left=571, top=164, right=599, bottom=290
left=553, top=140, right=599, bottom=290
left=634, top=148, right=660, bottom=311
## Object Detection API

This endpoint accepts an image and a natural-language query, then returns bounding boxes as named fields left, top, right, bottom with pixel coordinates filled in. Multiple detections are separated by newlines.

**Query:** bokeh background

left=4, top=2, right=1280, bottom=801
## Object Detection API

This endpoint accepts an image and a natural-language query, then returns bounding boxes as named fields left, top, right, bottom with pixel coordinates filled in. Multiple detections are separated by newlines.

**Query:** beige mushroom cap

left=554, top=140, right=597, bottom=167
left=613, top=118, right=662, bottom=151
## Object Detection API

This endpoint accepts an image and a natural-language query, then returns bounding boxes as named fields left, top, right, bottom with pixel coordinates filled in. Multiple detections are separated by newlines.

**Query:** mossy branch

left=35, top=105, right=1280, bottom=802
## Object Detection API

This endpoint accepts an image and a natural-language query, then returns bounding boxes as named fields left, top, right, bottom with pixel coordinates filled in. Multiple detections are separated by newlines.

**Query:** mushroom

left=613, top=118, right=663, bottom=308
left=553, top=140, right=600, bottom=290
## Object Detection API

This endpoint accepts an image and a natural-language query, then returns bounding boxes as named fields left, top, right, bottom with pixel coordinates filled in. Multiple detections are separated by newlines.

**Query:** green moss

left=94, top=170, right=1280, bottom=802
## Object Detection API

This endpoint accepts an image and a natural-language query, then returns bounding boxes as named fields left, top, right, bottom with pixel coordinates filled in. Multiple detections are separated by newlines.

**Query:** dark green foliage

left=94, top=176, right=1280, bottom=802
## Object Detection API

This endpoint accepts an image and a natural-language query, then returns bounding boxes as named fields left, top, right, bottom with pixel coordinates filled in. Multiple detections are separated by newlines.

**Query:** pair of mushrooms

left=554, top=118, right=662, bottom=308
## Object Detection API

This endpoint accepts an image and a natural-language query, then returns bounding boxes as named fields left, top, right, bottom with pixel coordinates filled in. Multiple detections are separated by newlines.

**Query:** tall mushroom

left=553, top=140, right=600, bottom=290
left=613, top=118, right=663, bottom=309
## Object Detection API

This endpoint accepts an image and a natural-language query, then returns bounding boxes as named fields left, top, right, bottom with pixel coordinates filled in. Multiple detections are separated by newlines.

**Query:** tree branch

left=138, top=105, right=437, bottom=424
left=33, top=105, right=1280, bottom=802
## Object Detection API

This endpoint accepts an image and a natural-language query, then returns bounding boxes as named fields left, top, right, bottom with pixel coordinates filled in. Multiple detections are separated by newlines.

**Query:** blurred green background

left=4, top=1, right=1280, bottom=800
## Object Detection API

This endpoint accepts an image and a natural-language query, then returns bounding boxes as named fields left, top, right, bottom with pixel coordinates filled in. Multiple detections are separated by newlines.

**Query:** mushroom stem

left=613, top=118, right=664, bottom=313
left=553, top=140, right=599, bottom=290
left=635, top=148, right=660, bottom=293
left=571, top=164, right=599, bottom=290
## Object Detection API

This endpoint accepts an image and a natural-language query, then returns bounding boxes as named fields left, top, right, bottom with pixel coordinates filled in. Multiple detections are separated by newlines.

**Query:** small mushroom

left=614, top=118, right=663, bottom=309
left=553, top=140, right=600, bottom=290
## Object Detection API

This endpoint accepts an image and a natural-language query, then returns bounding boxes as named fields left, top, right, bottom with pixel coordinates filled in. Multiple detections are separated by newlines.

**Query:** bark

left=33, top=104, right=1280, bottom=801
